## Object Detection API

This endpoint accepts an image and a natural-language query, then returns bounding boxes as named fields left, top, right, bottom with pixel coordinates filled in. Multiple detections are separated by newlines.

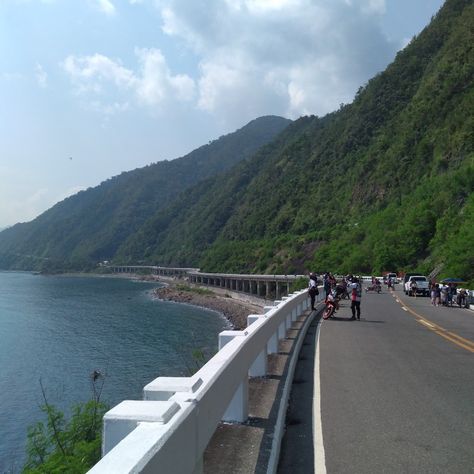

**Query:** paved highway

left=278, top=285, right=474, bottom=473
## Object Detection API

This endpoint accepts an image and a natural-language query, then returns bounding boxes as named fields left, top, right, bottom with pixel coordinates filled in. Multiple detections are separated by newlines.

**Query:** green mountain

left=116, top=0, right=474, bottom=284
left=0, top=116, right=291, bottom=271
left=1, top=0, right=472, bottom=285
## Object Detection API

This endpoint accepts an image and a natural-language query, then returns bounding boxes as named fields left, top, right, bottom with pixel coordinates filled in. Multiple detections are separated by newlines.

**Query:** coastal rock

left=154, top=286, right=264, bottom=330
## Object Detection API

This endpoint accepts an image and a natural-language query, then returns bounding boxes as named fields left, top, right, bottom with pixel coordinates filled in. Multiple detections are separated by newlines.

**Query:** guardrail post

left=263, top=306, right=279, bottom=353
left=219, top=331, right=248, bottom=422
left=102, top=400, right=181, bottom=455
left=143, top=377, right=203, bottom=401
left=247, top=315, right=268, bottom=377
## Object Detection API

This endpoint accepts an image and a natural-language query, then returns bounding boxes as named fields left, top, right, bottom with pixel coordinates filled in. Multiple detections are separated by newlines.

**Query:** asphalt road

left=278, top=285, right=474, bottom=474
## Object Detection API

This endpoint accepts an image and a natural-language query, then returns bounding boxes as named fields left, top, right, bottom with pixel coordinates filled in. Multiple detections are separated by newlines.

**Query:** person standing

left=440, top=284, right=448, bottom=306
left=308, top=273, right=319, bottom=310
left=349, top=278, right=362, bottom=320
left=323, top=273, right=331, bottom=299
left=431, top=283, right=441, bottom=306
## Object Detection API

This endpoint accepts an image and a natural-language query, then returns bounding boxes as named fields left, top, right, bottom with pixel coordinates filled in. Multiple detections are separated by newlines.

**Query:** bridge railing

left=88, top=288, right=323, bottom=474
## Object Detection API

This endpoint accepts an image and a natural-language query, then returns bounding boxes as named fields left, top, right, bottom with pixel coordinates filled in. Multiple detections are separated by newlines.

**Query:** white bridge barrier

left=88, top=288, right=324, bottom=474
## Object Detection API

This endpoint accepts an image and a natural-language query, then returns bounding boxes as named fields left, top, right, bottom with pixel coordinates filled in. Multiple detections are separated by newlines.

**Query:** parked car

left=404, top=275, right=430, bottom=296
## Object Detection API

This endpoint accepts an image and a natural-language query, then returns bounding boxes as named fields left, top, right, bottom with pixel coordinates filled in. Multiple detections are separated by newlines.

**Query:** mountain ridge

left=116, top=0, right=473, bottom=283
left=0, top=115, right=291, bottom=270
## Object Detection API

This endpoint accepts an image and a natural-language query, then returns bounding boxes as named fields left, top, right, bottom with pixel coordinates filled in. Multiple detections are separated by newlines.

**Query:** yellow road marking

left=398, top=298, right=474, bottom=353
left=418, top=320, right=435, bottom=329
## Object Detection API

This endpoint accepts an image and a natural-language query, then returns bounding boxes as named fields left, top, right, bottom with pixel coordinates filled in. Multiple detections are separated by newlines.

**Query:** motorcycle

left=323, top=289, right=340, bottom=319
left=365, top=282, right=381, bottom=293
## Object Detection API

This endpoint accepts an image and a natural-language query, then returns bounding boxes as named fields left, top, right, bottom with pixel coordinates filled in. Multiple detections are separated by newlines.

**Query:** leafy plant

left=23, top=374, right=108, bottom=474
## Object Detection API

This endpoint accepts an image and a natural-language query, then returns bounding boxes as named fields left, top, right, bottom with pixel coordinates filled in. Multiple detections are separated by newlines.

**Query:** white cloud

left=62, top=0, right=398, bottom=126
left=135, top=48, right=195, bottom=105
left=35, top=63, right=48, bottom=88
left=62, top=49, right=195, bottom=112
left=95, top=0, right=116, bottom=15
left=63, top=54, right=135, bottom=89
left=154, top=0, right=396, bottom=126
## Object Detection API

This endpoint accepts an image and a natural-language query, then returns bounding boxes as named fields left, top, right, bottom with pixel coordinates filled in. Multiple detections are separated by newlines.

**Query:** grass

left=175, top=283, right=214, bottom=296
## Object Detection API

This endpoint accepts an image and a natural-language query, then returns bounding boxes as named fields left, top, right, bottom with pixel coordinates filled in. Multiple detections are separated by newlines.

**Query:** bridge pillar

left=276, top=282, right=282, bottom=300
left=291, top=306, right=297, bottom=322
left=265, top=282, right=270, bottom=299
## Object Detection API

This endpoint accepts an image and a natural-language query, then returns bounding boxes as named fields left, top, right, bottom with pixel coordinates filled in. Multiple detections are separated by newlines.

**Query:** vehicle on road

left=404, top=275, right=430, bottom=296
left=323, top=289, right=340, bottom=319
left=383, top=272, right=398, bottom=284
left=365, top=282, right=382, bottom=293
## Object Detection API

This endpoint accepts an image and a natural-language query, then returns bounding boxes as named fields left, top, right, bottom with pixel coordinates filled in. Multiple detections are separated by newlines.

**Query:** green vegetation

left=175, top=284, right=214, bottom=296
left=23, top=378, right=108, bottom=474
left=290, top=277, right=308, bottom=292
left=0, top=0, right=472, bottom=285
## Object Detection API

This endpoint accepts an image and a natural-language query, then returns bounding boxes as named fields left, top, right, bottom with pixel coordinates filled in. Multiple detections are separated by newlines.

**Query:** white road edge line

left=266, top=302, right=322, bottom=474
left=313, top=320, right=327, bottom=474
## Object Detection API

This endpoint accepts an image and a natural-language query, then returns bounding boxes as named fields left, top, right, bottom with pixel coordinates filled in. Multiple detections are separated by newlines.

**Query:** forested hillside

left=0, top=116, right=290, bottom=271
left=1, top=0, right=472, bottom=284
left=116, top=0, right=474, bottom=284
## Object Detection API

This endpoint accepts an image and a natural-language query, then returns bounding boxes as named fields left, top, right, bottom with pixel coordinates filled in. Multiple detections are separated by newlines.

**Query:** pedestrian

left=440, top=284, right=448, bottom=306
left=323, top=272, right=331, bottom=298
left=431, top=283, right=440, bottom=306
left=308, top=272, right=319, bottom=311
left=457, top=288, right=468, bottom=308
left=349, top=277, right=362, bottom=320
left=449, top=284, right=457, bottom=307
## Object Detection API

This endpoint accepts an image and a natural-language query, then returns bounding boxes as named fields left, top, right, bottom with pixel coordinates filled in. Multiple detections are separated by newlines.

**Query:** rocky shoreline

left=153, top=284, right=264, bottom=330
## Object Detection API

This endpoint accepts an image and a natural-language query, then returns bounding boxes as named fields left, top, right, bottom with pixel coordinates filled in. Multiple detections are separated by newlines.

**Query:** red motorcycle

left=323, top=290, right=340, bottom=319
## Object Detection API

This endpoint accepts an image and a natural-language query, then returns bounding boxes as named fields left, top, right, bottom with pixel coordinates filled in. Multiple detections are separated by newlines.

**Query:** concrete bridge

left=109, top=265, right=199, bottom=278
left=108, top=265, right=304, bottom=300
left=89, top=268, right=323, bottom=474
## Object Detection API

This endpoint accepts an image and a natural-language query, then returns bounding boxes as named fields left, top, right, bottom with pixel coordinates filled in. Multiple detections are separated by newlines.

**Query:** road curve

left=278, top=285, right=474, bottom=473
left=321, top=286, right=474, bottom=473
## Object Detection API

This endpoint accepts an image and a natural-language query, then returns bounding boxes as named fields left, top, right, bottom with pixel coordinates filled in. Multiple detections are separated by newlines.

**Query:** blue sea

left=0, top=272, right=227, bottom=472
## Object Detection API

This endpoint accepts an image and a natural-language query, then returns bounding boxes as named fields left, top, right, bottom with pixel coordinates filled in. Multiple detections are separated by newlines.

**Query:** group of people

left=429, top=281, right=469, bottom=307
left=309, top=272, right=362, bottom=320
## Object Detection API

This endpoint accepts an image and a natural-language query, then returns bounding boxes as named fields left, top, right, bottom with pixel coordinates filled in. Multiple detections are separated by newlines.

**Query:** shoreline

left=48, top=271, right=266, bottom=330
left=153, top=283, right=265, bottom=330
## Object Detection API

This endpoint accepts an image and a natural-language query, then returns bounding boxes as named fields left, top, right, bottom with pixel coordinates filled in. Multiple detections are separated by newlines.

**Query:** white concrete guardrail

left=88, top=288, right=324, bottom=473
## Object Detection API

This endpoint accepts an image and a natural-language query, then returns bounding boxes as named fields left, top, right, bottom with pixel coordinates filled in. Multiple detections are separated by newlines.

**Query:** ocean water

left=0, top=272, right=227, bottom=472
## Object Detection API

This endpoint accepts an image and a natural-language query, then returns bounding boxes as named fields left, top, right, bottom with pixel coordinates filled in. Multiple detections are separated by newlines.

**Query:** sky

left=0, top=0, right=445, bottom=229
